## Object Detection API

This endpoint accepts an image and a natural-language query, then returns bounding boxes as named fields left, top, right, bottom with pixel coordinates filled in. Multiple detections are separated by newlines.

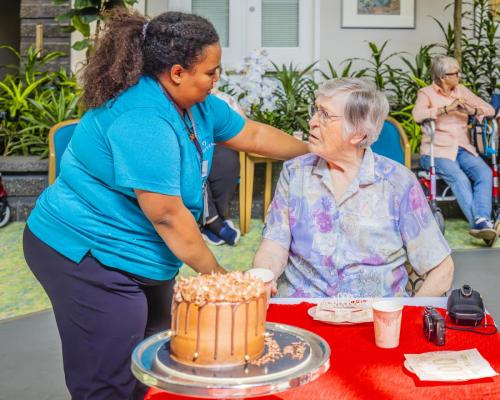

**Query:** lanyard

left=160, top=87, right=203, bottom=162
left=159, top=82, right=209, bottom=224
left=178, top=108, right=203, bottom=162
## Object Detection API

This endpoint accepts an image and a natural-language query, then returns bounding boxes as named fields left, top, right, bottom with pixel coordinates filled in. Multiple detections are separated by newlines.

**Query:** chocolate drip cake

left=170, top=272, right=267, bottom=368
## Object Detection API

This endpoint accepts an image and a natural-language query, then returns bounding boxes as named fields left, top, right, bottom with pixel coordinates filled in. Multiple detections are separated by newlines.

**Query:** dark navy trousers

left=23, top=226, right=175, bottom=400
left=206, top=145, right=240, bottom=220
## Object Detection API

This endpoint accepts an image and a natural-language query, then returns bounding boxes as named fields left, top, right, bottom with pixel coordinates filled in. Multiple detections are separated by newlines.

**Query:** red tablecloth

left=145, top=303, right=500, bottom=400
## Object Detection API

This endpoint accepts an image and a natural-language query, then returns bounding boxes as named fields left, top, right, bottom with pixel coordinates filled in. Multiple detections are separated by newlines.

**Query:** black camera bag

left=447, top=284, right=485, bottom=326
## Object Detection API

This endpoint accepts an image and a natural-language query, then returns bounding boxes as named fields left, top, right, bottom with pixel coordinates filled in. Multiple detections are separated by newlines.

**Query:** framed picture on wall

left=490, top=0, right=500, bottom=21
left=342, top=0, right=416, bottom=29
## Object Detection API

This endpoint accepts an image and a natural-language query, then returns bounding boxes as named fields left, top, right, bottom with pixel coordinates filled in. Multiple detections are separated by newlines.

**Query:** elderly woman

left=413, top=56, right=497, bottom=242
left=253, top=78, right=454, bottom=298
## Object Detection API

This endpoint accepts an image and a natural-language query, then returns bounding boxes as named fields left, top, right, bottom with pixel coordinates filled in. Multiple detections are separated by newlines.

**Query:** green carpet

left=0, top=219, right=498, bottom=321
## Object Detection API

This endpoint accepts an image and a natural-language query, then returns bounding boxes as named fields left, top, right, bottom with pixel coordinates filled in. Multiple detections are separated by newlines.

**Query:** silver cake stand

left=131, top=322, right=330, bottom=399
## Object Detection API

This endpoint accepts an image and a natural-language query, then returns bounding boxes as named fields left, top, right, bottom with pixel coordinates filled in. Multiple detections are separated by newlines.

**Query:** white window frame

left=141, top=0, right=319, bottom=70
left=247, top=0, right=314, bottom=68
left=180, top=0, right=245, bottom=69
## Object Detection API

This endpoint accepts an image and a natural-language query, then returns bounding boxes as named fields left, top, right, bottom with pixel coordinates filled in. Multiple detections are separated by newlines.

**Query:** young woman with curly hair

left=23, top=9, right=308, bottom=400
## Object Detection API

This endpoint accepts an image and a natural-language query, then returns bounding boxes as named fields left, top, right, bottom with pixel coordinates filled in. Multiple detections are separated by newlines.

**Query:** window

left=246, top=0, right=315, bottom=69
left=261, top=0, right=299, bottom=47
left=192, top=0, right=229, bottom=47
left=143, top=0, right=317, bottom=69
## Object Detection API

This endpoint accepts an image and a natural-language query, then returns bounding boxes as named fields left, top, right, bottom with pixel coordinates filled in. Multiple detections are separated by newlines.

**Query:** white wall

left=71, top=0, right=455, bottom=72
left=318, top=0, right=453, bottom=70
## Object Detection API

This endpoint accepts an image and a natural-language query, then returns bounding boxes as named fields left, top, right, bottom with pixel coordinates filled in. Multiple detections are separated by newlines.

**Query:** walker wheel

left=432, top=209, right=445, bottom=235
left=0, top=205, right=11, bottom=228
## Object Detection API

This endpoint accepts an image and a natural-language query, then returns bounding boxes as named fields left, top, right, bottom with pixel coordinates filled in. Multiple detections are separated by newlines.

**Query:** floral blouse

left=263, top=149, right=451, bottom=298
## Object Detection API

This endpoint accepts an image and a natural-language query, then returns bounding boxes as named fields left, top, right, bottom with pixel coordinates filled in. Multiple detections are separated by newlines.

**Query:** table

left=239, top=152, right=281, bottom=234
left=145, top=298, right=500, bottom=400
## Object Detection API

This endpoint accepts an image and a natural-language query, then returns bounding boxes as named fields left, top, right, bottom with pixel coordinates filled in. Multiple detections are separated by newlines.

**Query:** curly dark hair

left=82, top=9, right=219, bottom=109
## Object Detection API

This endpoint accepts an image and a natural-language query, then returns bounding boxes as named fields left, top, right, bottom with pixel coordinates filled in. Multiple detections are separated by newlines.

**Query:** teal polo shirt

left=28, top=76, right=245, bottom=280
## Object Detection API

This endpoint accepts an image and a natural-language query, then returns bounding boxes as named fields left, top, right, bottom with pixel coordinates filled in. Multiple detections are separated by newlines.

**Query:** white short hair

left=430, top=56, right=459, bottom=83
left=315, top=78, right=390, bottom=148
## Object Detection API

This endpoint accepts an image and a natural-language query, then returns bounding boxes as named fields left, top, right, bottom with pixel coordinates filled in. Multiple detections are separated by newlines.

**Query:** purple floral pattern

left=263, top=149, right=451, bottom=298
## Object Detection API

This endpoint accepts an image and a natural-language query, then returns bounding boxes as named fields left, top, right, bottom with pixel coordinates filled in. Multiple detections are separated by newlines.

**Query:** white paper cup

left=247, top=268, right=275, bottom=300
left=372, top=300, right=404, bottom=349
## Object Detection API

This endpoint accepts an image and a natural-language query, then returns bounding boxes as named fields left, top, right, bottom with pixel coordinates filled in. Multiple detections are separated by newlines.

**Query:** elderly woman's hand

left=458, top=98, right=482, bottom=116
left=446, top=98, right=461, bottom=113
left=271, top=281, right=278, bottom=296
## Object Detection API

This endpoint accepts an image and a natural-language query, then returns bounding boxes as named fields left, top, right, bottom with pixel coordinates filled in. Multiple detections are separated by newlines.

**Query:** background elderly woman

left=413, top=56, right=497, bottom=242
left=253, top=78, right=454, bottom=298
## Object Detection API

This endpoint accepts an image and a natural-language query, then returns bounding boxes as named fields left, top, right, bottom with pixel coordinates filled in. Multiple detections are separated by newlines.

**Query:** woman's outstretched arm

left=222, top=119, right=309, bottom=160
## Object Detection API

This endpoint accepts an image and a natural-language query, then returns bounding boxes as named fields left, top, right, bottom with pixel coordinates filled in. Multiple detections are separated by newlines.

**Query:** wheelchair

left=417, top=120, right=446, bottom=235
left=417, top=117, right=499, bottom=245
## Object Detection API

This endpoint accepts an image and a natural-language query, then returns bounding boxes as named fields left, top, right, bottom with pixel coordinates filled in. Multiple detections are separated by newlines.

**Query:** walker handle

left=420, top=118, right=436, bottom=138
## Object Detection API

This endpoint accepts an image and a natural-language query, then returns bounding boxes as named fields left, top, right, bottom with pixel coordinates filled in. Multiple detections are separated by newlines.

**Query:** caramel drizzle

left=194, top=305, right=203, bottom=360
left=184, top=302, right=191, bottom=334
left=244, top=302, right=249, bottom=357
left=231, top=304, right=238, bottom=356
left=214, top=305, right=220, bottom=360
left=262, top=295, right=267, bottom=328
left=255, top=298, right=259, bottom=336
left=182, top=297, right=264, bottom=363
left=171, top=301, right=178, bottom=333
left=264, top=294, right=268, bottom=316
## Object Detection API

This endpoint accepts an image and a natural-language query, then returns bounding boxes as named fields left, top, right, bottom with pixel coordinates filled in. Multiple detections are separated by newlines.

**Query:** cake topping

left=174, top=272, right=266, bottom=306
left=251, top=334, right=307, bottom=366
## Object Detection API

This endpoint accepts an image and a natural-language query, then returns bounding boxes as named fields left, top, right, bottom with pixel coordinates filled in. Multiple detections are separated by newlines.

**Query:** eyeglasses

left=308, top=104, right=343, bottom=125
left=445, top=71, right=461, bottom=77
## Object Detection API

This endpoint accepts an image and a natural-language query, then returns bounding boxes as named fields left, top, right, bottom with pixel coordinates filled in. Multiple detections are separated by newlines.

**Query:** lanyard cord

left=180, top=109, right=203, bottom=161
left=158, top=83, right=203, bottom=161
left=157, top=81, right=209, bottom=224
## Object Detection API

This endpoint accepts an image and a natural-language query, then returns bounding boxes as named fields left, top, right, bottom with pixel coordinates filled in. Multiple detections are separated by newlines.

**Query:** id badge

left=202, top=160, right=209, bottom=179
left=202, top=183, right=209, bottom=225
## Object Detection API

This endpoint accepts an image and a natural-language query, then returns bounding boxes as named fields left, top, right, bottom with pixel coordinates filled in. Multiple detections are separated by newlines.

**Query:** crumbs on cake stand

left=250, top=333, right=307, bottom=366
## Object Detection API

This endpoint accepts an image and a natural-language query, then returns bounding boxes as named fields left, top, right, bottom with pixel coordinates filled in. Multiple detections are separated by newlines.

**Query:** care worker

left=23, top=10, right=308, bottom=400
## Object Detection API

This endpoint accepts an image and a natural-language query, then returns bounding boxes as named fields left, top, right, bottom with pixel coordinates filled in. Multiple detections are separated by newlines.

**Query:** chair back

left=371, top=116, right=411, bottom=168
left=48, top=119, right=79, bottom=184
left=405, top=262, right=427, bottom=297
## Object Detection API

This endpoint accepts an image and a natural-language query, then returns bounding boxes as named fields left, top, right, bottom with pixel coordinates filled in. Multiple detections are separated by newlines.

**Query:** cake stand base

left=132, top=322, right=330, bottom=399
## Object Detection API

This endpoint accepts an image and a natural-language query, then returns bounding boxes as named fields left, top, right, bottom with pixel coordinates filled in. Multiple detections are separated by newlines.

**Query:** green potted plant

left=0, top=45, right=81, bottom=222
left=53, top=0, right=138, bottom=53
